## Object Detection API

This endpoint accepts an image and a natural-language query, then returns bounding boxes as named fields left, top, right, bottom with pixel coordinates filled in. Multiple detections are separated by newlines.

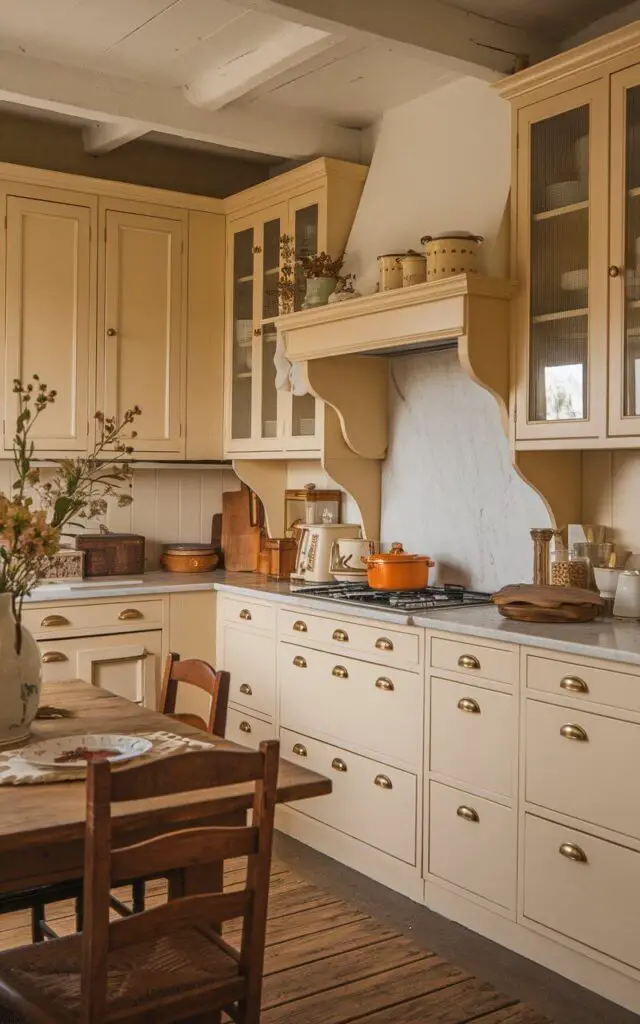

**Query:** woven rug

left=0, top=858, right=552, bottom=1022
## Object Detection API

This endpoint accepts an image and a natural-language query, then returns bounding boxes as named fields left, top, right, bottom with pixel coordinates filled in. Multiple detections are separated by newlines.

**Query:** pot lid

left=367, top=552, right=431, bottom=564
left=377, top=252, right=406, bottom=259
left=421, top=231, right=483, bottom=243
left=163, top=543, right=216, bottom=554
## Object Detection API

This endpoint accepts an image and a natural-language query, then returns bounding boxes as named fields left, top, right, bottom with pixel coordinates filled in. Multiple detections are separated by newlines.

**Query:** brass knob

left=118, top=608, right=143, bottom=621
left=292, top=742, right=307, bottom=757
left=332, top=629, right=349, bottom=643
left=560, top=723, right=588, bottom=742
left=332, top=665, right=349, bottom=679
left=239, top=721, right=252, bottom=734
left=457, top=697, right=481, bottom=714
left=239, top=683, right=253, bottom=695
left=293, top=655, right=307, bottom=668
left=42, top=651, right=68, bottom=664
left=252, top=245, right=262, bottom=254
left=293, top=620, right=308, bottom=633
left=374, top=774, right=393, bottom=789
left=331, top=757, right=347, bottom=772
left=40, top=614, right=70, bottom=628
left=253, top=327, right=262, bottom=336
left=458, top=654, right=480, bottom=670
left=560, top=675, right=589, bottom=694
left=559, top=842, right=587, bottom=863
left=106, top=327, right=117, bottom=336
left=239, top=609, right=252, bottom=621
left=375, top=677, right=395, bottom=691
left=375, top=637, right=394, bottom=652
left=457, top=805, right=479, bottom=823
left=609, top=265, right=621, bottom=278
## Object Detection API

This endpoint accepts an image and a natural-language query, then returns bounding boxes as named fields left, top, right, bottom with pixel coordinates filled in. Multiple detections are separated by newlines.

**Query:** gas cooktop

left=290, top=581, right=492, bottom=613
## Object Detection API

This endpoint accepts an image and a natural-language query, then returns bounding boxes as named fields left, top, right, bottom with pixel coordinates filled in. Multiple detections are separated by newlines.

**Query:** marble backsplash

left=380, top=349, right=550, bottom=592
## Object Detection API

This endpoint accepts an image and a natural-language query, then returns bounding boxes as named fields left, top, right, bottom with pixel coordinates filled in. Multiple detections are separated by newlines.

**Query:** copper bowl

left=162, top=544, right=219, bottom=574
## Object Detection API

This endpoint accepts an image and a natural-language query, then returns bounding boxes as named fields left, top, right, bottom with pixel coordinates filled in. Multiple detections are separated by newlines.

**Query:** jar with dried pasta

left=550, top=551, right=590, bottom=589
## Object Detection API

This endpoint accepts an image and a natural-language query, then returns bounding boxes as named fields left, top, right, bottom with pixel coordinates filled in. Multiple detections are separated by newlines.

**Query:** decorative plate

left=22, top=734, right=153, bottom=769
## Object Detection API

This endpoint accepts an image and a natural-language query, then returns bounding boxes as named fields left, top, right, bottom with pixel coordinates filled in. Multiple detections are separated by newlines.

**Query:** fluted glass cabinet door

left=515, top=83, right=608, bottom=442
left=610, top=66, right=640, bottom=436
left=230, top=223, right=255, bottom=442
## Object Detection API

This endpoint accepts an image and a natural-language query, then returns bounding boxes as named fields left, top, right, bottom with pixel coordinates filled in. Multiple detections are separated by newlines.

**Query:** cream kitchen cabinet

left=498, top=24, right=640, bottom=448
left=223, top=158, right=367, bottom=458
left=215, top=592, right=277, bottom=726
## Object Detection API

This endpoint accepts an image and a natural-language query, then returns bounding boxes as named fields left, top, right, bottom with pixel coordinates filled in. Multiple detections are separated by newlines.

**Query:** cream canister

left=613, top=569, right=640, bottom=619
left=377, top=253, right=404, bottom=292
left=401, top=252, right=427, bottom=287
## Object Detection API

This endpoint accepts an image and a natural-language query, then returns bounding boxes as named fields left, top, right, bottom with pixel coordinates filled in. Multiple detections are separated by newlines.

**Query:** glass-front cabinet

left=514, top=84, right=608, bottom=442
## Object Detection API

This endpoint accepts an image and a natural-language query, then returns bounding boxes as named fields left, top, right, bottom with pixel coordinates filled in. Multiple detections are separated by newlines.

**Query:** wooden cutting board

left=221, top=486, right=262, bottom=572
left=497, top=603, right=600, bottom=623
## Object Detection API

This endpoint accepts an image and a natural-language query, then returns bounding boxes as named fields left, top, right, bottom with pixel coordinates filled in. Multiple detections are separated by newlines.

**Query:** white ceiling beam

left=224, top=0, right=554, bottom=78
left=82, top=119, right=149, bottom=155
left=0, top=49, right=361, bottom=161
left=186, top=23, right=335, bottom=110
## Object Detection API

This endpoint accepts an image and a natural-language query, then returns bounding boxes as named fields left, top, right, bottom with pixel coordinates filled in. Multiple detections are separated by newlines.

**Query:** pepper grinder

left=530, top=528, right=554, bottom=585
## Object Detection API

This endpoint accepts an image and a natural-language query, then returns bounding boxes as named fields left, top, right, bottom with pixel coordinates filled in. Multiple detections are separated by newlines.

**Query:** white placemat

left=0, top=731, right=214, bottom=785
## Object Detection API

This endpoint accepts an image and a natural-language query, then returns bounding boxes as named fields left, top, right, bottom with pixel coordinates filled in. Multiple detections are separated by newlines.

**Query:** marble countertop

left=28, top=570, right=640, bottom=667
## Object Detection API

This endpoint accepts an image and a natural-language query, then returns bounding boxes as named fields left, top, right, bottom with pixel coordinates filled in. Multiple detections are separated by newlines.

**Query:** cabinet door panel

left=75, top=630, right=162, bottom=708
left=103, top=209, right=185, bottom=453
left=4, top=192, right=94, bottom=451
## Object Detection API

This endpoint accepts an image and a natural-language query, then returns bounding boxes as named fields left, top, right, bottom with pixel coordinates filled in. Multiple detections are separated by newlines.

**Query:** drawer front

left=224, top=626, right=275, bottom=719
left=226, top=709, right=277, bottom=750
left=279, top=609, right=420, bottom=669
left=282, top=727, right=417, bottom=864
left=523, top=814, right=640, bottom=971
left=429, top=782, right=516, bottom=910
left=280, top=643, right=422, bottom=768
left=24, top=599, right=163, bottom=637
left=431, top=636, right=517, bottom=685
left=526, top=653, right=640, bottom=714
left=220, top=596, right=276, bottom=633
left=525, top=700, right=640, bottom=839
left=430, top=677, right=515, bottom=798
left=39, top=631, right=161, bottom=705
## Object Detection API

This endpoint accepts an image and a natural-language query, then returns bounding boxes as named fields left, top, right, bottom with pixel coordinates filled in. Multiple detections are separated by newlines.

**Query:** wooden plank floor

left=0, top=859, right=552, bottom=1023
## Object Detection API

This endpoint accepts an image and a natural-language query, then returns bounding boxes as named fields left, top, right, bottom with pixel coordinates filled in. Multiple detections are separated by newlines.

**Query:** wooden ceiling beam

left=82, top=119, right=150, bottom=155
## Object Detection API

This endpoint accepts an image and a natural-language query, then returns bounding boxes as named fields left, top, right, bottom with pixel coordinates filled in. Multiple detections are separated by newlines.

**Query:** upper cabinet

left=498, top=24, right=640, bottom=449
left=224, top=159, right=367, bottom=459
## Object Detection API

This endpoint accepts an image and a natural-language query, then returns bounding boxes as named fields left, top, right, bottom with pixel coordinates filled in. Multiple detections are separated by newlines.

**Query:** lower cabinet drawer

left=279, top=609, right=421, bottom=669
left=428, top=781, right=516, bottom=911
left=38, top=631, right=161, bottom=706
left=280, top=643, right=422, bottom=767
left=223, top=626, right=275, bottom=719
left=282, top=728, right=417, bottom=865
left=525, top=699, right=640, bottom=840
left=430, top=636, right=517, bottom=685
left=523, top=813, right=640, bottom=971
left=430, top=677, right=515, bottom=798
left=226, top=709, right=277, bottom=750
left=221, top=596, right=276, bottom=633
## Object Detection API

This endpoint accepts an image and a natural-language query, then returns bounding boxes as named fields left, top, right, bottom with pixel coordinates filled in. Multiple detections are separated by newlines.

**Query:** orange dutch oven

left=362, top=543, right=435, bottom=591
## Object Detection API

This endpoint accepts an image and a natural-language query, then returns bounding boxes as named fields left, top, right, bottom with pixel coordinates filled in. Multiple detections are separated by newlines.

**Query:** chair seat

left=166, top=711, right=208, bottom=732
left=0, top=925, right=243, bottom=1022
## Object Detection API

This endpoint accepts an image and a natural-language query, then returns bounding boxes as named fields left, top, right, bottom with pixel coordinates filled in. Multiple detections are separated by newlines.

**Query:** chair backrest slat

left=111, top=825, right=259, bottom=883
left=109, top=748, right=264, bottom=801
left=160, top=653, right=229, bottom=735
left=107, top=890, right=250, bottom=952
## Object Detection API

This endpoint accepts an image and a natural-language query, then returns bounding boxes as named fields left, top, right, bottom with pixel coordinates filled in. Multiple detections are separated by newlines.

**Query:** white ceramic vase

left=0, top=593, right=42, bottom=749
left=303, top=276, right=337, bottom=308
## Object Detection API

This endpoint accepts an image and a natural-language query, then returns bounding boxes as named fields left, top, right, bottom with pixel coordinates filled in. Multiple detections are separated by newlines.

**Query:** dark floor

left=275, top=834, right=639, bottom=1024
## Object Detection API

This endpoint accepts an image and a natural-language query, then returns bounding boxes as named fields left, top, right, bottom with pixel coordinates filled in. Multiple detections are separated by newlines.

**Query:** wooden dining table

left=0, top=681, right=331, bottom=898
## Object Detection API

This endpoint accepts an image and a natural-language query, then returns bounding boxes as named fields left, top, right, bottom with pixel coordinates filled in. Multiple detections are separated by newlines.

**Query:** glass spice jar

left=550, top=549, right=590, bottom=589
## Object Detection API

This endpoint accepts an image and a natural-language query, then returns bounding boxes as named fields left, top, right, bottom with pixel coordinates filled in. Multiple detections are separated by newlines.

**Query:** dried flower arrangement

left=277, top=234, right=296, bottom=315
left=297, top=250, right=345, bottom=280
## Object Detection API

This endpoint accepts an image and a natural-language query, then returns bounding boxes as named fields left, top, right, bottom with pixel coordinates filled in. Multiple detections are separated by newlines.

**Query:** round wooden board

left=497, top=602, right=599, bottom=623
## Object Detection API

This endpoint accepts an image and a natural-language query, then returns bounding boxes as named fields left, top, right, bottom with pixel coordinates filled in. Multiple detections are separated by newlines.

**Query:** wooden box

left=75, top=533, right=145, bottom=577
left=265, top=538, right=298, bottom=580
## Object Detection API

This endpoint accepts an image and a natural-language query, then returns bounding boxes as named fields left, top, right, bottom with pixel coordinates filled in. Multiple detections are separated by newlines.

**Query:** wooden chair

left=0, top=740, right=280, bottom=1024
left=160, top=652, right=230, bottom=735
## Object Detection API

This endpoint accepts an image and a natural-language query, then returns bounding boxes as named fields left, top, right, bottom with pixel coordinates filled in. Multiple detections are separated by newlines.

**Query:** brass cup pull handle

left=560, top=675, right=589, bottom=694
left=375, top=677, right=395, bottom=691
left=374, top=774, right=393, bottom=790
left=239, top=683, right=253, bottom=695
left=293, top=655, right=307, bottom=668
left=239, top=609, right=252, bottom=621
left=331, top=757, right=347, bottom=772
left=118, top=608, right=143, bottom=621
left=292, top=742, right=307, bottom=757
left=375, top=637, right=394, bottom=652
left=239, top=721, right=252, bottom=734
left=457, top=697, right=481, bottom=714
left=559, top=842, right=587, bottom=863
left=560, top=724, right=588, bottom=742
left=458, top=654, right=480, bottom=670
left=332, top=629, right=349, bottom=643
left=332, top=665, right=349, bottom=679
left=457, top=805, right=479, bottom=823
left=293, top=620, right=308, bottom=633
left=42, top=651, right=68, bottom=664
left=40, top=614, right=70, bottom=628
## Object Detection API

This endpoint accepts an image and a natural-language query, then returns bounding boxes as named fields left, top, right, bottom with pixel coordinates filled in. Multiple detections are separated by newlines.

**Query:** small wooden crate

left=75, top=534, right=145, bottom=577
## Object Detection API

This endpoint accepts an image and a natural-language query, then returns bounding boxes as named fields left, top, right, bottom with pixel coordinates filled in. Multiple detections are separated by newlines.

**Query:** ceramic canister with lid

left=613, top=569, right=640, bottom=618
left=377, top=254, right=404, bottom=292
left=421, top=232, right=483, bottom=281
left=401, top=252, right=427, bottom=287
